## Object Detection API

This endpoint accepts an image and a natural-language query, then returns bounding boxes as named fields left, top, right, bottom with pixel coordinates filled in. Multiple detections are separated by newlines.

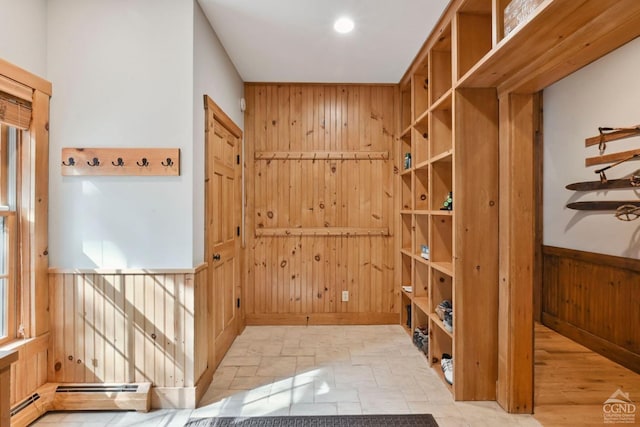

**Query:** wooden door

left=204, top=96, right=242, bottom=368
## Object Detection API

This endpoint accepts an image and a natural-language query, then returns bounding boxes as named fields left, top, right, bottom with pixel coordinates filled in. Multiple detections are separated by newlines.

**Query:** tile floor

left=32, top=325, right=541, bottom=427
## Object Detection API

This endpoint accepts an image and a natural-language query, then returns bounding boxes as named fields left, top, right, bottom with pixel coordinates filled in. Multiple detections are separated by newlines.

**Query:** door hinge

left=237, top=298, right=240, bottom=308
left=236, top=155, right=240, bottom=165
left=237, top=226, right=240, bottom=236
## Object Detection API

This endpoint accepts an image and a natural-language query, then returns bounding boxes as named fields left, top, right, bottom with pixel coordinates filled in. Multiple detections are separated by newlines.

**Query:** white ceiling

left=197, top=0, right=450, bottom=83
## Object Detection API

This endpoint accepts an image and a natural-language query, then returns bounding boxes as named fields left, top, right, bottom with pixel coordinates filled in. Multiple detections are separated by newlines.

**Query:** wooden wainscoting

left=7, top=334, right=48, bottom=408
left=48, top=265, right=209, bottom=408
left=244, top=84, right=398, bottom=324
left=542, top=246, right=640, bottom=373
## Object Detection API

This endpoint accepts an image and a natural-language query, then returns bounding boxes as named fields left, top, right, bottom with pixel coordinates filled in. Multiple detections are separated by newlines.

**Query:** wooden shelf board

left=431, top=261, right=453, bottom=276
left=415, top=255, right=430, bottom=266
left=400, top=249, right=413, bottom=258
left=400, top=168, right=412, bottom=176
left=430, top=210, right=454, bottom=216
left=400, top=210, right=413, bottom=215
left=414, top=297, right=430, bottom=315
left=414, top=109, right=429, bottom=127
left=459, top=0, right=492, bottom=14
left=430, top=312, right=454, bottom=339
left=401, top=125, right=413, bottom=139
left=457, top=0, right=640, bottom=92
left=402, top=289, right=413, bottom=300
left=431, top=150, right=453, bottom=163
left=430, top=89, right=453, bottom=111
left=414, top=210, right=430, bottom=216
left=415, top=159, right=430, bottom=170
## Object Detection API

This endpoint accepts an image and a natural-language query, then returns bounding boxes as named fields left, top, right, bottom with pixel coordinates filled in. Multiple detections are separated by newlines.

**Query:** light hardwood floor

left=534, top=323, right=640, bottom=426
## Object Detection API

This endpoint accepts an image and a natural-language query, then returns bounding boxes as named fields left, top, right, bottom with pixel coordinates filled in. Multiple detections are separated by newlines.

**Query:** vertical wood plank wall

left=8, top=335, right=48, bottom=407
left=47, top=266, right=208, bottom=402
left=542, top=246, right=640, bottom=373
left=244, top=84, right=398, bottom=324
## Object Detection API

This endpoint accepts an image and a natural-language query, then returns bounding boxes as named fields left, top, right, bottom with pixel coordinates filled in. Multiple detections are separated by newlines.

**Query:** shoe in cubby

left=441, top=353, right=453, bottom=385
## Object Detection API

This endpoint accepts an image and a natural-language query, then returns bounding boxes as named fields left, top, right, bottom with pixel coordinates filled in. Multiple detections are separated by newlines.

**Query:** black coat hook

left=62, top=157, right=75, bottom=166
left=161, top=158, right=173, bottom=167
left=87, top=157, right=100, bottom=167
left=111, top=157, right=125, bottom=167
left=137, top=158, right=149, bottom=167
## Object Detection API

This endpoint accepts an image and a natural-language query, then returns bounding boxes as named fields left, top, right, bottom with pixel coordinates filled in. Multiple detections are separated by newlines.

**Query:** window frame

left=0, top=58, right=51, bottom=344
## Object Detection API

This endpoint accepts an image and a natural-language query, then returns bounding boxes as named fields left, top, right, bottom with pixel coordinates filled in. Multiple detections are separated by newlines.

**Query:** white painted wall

left=47, top=0, right=195, bottom=268
left=192, top=1, right=244, bottom=263
left=544, top=37, right=640, bottom=259
left=0, top=0, right=47, bottom=76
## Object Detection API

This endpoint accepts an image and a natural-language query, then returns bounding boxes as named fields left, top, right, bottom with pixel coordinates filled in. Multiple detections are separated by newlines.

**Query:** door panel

left=204, top=96, right=242, bottom=369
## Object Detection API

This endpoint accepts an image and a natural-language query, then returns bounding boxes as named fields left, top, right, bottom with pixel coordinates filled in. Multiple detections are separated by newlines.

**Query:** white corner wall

left=47, top=0, right=195, bottom=268
left=0, top=0, right=47, bottom=76
left=544, top=36, right=640, bottom=259
left=193, top=1, right=244, bottom=263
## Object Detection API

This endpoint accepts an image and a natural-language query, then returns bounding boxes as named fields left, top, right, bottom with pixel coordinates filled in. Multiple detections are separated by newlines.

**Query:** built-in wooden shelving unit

left=397, top=0, right=640, bottom=409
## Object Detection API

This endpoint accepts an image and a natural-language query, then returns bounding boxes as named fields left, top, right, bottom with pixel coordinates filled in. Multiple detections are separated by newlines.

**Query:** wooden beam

left=497, top=92, right=537, bottom=414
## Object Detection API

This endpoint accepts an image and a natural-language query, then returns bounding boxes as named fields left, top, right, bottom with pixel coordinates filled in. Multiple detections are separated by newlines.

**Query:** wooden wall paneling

left=541, top=246, right=640, bottom=372
left=48, top=270, right=202, bottom=398
left=8, top=334, right=48, bottom=407
left=244, top=84, right=396, bottom=323
left=193, top=267, right=207, bottom=383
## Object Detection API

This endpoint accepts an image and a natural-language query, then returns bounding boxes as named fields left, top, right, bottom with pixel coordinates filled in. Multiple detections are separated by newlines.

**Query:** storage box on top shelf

left=504, top=0, right=545, bottom=36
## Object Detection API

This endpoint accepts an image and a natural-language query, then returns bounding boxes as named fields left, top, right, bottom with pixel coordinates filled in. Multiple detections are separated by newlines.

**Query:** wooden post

left=31, top=90, right=50, bottom=337
left=496, top=92, right=538, bottom=413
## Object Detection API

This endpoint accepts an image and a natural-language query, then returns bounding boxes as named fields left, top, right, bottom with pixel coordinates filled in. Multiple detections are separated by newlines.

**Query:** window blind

left=0, top=92, right=32, bottom=130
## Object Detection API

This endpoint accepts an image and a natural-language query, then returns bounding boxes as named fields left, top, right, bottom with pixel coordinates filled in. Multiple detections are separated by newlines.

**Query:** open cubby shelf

left=396, top=0, right=499, bottom=401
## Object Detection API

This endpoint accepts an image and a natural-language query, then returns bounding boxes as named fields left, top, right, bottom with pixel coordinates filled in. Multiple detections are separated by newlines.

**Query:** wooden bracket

left=61, top=148, right=180, bottom=176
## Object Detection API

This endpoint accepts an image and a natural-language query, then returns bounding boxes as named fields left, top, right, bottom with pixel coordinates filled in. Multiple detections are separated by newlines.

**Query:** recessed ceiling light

left=334, top=17, right=354, bottom=34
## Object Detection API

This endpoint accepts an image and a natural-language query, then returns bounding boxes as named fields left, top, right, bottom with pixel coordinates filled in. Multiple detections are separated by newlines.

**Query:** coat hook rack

left=61, top=148, right=180, bottom=176
left=62, top=157, right=75, bottom=166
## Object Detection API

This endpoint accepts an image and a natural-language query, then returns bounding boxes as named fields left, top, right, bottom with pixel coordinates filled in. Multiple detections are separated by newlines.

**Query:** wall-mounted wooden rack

left=254, top=151, right=389, bottom=161
left=61, top=148, right=180, bottom=176
left=255, top=227, right=389, bottom=237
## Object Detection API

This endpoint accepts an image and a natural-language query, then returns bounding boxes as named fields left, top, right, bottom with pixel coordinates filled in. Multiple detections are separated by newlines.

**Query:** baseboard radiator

left=10, top=382, right=151, bottom=427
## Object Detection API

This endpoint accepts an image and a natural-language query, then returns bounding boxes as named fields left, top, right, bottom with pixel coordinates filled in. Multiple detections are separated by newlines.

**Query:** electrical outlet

left=341, top=290, right=349, bottom=302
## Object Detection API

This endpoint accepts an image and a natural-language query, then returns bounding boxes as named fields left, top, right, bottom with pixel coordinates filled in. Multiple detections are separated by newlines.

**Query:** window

left=0, top=124, right=18, bottom=344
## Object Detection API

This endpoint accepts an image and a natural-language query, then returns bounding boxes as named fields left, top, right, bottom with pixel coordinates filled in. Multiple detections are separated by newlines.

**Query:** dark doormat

left=184, top=414, right=438, bottom=427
